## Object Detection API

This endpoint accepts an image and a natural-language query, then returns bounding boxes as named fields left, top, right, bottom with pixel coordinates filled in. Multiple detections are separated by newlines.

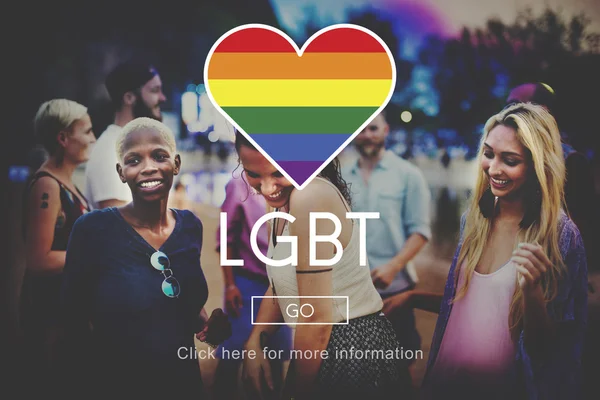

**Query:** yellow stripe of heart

left=207, top=79, right=393, bottom=107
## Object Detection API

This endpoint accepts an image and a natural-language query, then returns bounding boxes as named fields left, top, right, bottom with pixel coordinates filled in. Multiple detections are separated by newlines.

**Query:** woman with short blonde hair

left=21, top=98, right=96, bottom=395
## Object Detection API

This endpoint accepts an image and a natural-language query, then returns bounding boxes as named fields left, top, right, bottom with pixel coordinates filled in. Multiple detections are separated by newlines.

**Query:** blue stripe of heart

left=247, top=133, right=353, bottom=162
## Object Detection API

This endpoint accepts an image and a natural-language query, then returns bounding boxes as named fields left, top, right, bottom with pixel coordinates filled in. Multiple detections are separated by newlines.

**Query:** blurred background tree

left=8, top=0, right=281, bottom=166
left=414, top=6, right=600, bottom=155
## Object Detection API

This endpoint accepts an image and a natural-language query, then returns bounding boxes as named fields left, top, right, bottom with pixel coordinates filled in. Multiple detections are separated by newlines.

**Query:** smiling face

left=237, top=144, right=293, bottom=209
left=117, top=128, right=180, bottom=202
left=481, top=124, right=530, bottom=201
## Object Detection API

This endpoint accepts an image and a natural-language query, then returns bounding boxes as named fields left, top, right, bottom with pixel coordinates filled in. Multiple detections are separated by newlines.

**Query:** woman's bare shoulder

left=27, top=174, right=61, bottom=201
left=289, top=179, right=341, bottom=210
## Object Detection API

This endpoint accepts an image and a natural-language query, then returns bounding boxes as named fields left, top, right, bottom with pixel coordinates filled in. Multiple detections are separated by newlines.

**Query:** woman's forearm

left=222, top=247, right=237, bottom=287
left=523, top=286, right=555, bottom=361
left=222, top=266, right=236, bottom=288
left=199, top=307, right=209, bottom=324
left=411, top=291, right=444, bottom=314
left=246, top=286, right=284, bottom=347
left=292, top=324, right=332, bottom=398
left=289, top=295, right=334, bottom=397
left=26, top=250, right=66, bottom=275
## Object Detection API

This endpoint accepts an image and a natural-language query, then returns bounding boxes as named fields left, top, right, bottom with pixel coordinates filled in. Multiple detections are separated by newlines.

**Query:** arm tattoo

left=40, top=192, right=49, bottom=209
left=40, top=195, right=49, bottom=208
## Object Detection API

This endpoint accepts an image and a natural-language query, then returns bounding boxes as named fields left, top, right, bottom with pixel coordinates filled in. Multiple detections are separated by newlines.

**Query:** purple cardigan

left=423, top=212, right=588, bottom=399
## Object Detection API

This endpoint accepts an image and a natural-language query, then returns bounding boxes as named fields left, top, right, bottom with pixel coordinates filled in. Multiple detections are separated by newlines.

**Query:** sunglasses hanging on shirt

left=150, top=251, right=181, bottom=298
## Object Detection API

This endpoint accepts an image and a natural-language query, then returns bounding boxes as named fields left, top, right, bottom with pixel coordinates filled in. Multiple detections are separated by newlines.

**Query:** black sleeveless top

left=22, top=171, right=90, bottom=249
left=21, top=171, right=90, bottom=329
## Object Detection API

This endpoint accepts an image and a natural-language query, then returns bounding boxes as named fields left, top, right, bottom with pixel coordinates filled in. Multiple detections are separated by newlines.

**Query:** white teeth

left=140, top=180, right=161, bottom=188
left=491, top=178, right=509, bottom=185
left=267, top=190, right=282, bottom=199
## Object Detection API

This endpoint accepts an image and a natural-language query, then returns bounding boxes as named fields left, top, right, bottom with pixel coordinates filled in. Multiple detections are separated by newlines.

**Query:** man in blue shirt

left=343, top=110, right=432, bottom=390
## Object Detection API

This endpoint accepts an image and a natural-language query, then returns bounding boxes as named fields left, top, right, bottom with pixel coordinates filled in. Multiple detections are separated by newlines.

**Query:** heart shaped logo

left=204, top=23, right=396, bottom=189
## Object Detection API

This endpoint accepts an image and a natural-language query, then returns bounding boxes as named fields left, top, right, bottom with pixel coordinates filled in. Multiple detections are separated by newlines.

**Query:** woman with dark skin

left=236, top=132, right=408, bottom=400
left=61, top=117, right=230, bottom=398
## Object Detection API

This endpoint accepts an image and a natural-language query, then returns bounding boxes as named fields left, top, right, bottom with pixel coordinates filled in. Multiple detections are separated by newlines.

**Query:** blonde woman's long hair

left=454, top=102, right=566, bottom=340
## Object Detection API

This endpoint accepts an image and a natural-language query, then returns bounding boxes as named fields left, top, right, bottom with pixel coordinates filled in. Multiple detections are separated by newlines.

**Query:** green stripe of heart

left=221, top=106, right=379, bottom=134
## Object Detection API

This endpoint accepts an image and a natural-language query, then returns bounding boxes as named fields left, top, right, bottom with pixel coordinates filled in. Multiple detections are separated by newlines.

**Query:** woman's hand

left=196, top=308, right=231, bottom=345
left=242, top=335, right=275, bottom=399
left=511, top=242, right=551, bottom=296
left=512, top=243, right=557, bottom=360
left=371, top=261, right=399, bottom=289
left=382, top=290, right=413, bottom=317
left=225, top=285, right=243, bottom=317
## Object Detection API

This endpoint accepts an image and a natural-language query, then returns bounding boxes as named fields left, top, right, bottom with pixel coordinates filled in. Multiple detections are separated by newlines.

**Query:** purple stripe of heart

left=276, top=161, right=325, bottom=186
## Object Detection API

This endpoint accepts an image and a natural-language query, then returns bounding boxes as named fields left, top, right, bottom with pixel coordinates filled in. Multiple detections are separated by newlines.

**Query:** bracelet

left=226, top=284, right=237, bottom=291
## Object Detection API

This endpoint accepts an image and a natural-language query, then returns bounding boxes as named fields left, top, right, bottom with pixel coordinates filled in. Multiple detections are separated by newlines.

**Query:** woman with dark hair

left=236, top=131, right=407, bottom=400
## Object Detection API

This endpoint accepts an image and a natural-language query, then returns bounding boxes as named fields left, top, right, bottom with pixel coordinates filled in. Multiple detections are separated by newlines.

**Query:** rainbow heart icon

left=204, top=23, right=396, bottom=189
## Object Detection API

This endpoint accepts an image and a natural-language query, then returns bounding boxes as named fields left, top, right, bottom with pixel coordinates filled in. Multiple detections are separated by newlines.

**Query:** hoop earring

left=478, top=185, right=496, bottom=218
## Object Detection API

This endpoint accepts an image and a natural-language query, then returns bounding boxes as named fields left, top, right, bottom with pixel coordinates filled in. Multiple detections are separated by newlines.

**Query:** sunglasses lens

left=162, top=276, right=181, bottom=298
left=150, top=252, right=179, bottom=297
left=150, top=251, right=169, bottom=271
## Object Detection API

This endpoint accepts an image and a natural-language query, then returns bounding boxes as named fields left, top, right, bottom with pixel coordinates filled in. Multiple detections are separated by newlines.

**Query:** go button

left=251, top=296, right=349, bottom=325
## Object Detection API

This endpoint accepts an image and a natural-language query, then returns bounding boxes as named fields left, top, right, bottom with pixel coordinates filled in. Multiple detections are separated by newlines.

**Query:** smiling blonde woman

left=386, top=103, right=587, bottom=400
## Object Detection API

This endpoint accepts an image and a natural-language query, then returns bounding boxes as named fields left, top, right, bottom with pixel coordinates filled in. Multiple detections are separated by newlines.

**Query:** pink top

left=215, top=174, right=269, bottom=279
left=430, top=260, right=517, bottom=386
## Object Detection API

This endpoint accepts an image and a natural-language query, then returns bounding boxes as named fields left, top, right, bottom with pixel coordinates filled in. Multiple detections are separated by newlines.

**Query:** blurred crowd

left=6, top=53, right=600, bottom=400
